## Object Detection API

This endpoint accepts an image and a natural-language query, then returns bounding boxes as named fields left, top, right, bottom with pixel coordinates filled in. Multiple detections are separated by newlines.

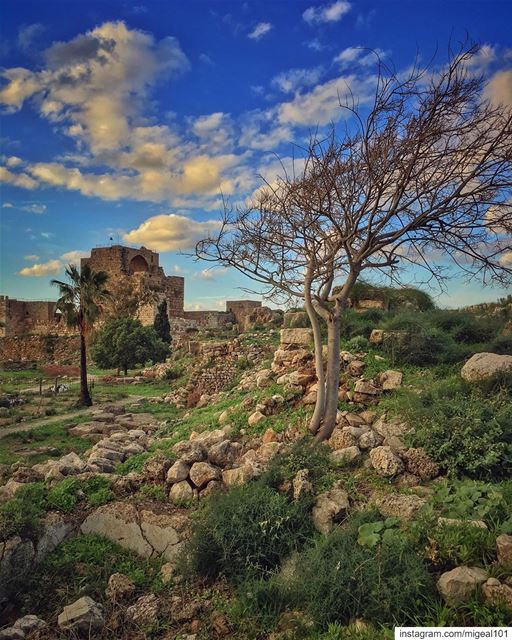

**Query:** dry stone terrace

left=1, top=316, right=512, bottom=636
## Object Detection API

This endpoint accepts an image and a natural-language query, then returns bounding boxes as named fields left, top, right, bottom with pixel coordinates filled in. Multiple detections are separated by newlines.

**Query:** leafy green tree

left=51, top=264, right=110, bottom=407
left=92, top=316, right=169, bottom=375
left=153, top=300, right=171, bottom=343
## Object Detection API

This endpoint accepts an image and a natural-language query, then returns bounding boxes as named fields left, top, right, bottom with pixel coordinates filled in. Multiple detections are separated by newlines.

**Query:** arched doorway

left=129, top=255, right=149, bottom=274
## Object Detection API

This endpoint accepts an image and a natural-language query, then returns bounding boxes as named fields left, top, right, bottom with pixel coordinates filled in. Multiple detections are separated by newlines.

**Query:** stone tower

left=81, top=245, right=184, bottom=324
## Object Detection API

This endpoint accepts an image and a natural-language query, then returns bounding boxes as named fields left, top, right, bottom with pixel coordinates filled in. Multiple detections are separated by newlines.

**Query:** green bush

left=429, top=310, right=499, bottom=344
left=261, top=438, right=332, bottom=491
left=184, top=482, right=313, bottom=582
left=0, top=483, right=47, bottom=540
left=428, top=521, right=496, bottom=567
left=490, top=335, right=512, bottom=355
left=408, top=381, right=512, bottom=479
left=293, top=511, right=436, bottom=627
left=381, top=323, right=464, bottom=366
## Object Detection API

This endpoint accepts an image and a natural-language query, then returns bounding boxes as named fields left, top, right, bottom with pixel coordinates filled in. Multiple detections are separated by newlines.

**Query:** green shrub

left=0, top=483, right=48, bottom=540
left=490, top=335, right=512, bottom=355
left=346, top=335, right=370, bottom=351
left=293, top=511, right=435, bottom=627
left=428, top=521, right=496, bottom=567
left=409, top=382, right=512, bottom=479
left=116, top=452, right=152, bottom=475
left=382, top=325, right=464, bottom=366
left=262, top=439, right=332, bottom=491
left=184, top=482, right=313, bottom=582
left=46, top=478, right=81, bottom=513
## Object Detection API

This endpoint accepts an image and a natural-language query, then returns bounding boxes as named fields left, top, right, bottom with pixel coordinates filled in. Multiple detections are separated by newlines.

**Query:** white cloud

left=61, top=250, right=88, bottom=262
left=0, top=165, right=38, bottom=189
left=333, top=46, right=386, bottom=69
left=122, top=214, right=222, bottom=252
left=303, top=1, right=351, bottom=25
left=272, top=66, right=324, bottom=94
left=2, top=202, right=14, bottom=208
left=278, top=74, right=376, bottom=126
left=21, top=203, right=47, bottom=214
left=248, top=22, right=273, bottom=40
left=6, top=156, right=23, bottom=168
left=18, top=259, right=62, bottom=277
left=485, top=68, right=512, bottom=108
left=24, top=254, right=40, bottom=261
left=501, top=251, right=512, bottom=265
left=197, top=267, right=227, bottom=280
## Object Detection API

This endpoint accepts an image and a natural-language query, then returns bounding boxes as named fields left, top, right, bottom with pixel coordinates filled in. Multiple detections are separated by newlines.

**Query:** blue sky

left=0, top=0, right=511, bottom=310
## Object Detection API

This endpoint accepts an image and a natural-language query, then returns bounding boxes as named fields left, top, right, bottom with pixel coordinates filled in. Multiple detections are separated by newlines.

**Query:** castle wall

left=0, top=335, right=81, bottom=365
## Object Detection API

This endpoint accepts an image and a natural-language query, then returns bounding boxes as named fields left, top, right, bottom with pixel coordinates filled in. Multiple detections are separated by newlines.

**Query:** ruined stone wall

left=0, top=296, right=69, bottom=337
left=183, top=310, right=234, bottom=328
left=0, top=335, right=81, bottom=365
left=225, top=300, right=262, bottom=326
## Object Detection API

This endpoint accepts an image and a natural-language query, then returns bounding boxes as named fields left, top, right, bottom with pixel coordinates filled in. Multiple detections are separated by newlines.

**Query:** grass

left=16, top=534, right=164, bottom=617
left=0, top=415, right=93, bottom=465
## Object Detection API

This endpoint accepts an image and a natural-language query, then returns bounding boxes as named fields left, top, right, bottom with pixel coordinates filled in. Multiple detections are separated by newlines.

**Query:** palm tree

left=51, top=264, right=110, bottom=406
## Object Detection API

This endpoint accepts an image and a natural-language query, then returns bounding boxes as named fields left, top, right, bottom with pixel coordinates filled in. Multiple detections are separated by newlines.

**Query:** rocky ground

left=0, top=327, right=511, bottom=639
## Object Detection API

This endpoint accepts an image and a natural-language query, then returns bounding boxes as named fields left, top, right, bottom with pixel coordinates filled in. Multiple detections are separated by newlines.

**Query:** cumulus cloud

left=303, top=1, right=351, bottom=25
left=485, top=68, right=512, bottom=108
left=2, top=202, right=13, bottom=208
left=196, top=267, right=227, bottom=280
left=0, top=165, right=38, bottom=189
left=24, top=254, right=40, bottom=261
left=18, top=259, right=62, bottom=277
left=18, top=249, right=89, bottom=276
left=278, top=74, right=376, bottom=126
left=271, top=66, right=324, bottom=94
left=248, top=22, right=273, bottom=40
left=122, top=214, right=222, bottom=252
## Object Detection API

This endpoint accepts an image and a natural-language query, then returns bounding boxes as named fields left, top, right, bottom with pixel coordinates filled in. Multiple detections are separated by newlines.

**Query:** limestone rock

left=166, top=460, right=190, bottom=484
left=379, top=370, right=403, bottom=391
left=437, top=566, right=488, bottom=606
left=330, top=446, right=361, bottom=465
left=461, top=352, right=512, bottom=382
left=369, top=446, right=404, bottom=477
left=402, top=448, right=439, bottom=481
left=496, top=534, right=512, bottom=566
left=126, top=593, right=160, bottom=626
left=189, top=462, right=221, bottom=488
left=358, top=430, right=380, bottom=450
left=105, top=573, right=135, bottom=602
left=369, top=329, right=384, bottom=344
left=142, top=453, right=172, bottom=482
left=208, top=440, right=241, bottom=468
left=222, top=464, right=257, bottom=486
left=312, top=481, right=350, bottom=534
left=58, top=596, right=105, bottom=633
left=280, top=328, right=313, bottom=346
left=81, top=502, right=187, bottom=561
left=262, top=428, right=278, bottom=444
left=373, top=493, right=427, bottom=520
left=328, top=427, right=357, bottom=450
left=0, top=628, right=24, bottom=640
left=292, top=469, right=312, bottom=501
left=172, top=440, right=206, bottom=464
left=438, top=518, right=487, bottom=529
left=248, top=410, right=266, bottom=427
left=482, top=579, right=512, bottom=609
left=169, top=480, right=195, bottom=503
left=12, top=615, right=47, bottom=634
left=347, top=360, right=366, bottom=377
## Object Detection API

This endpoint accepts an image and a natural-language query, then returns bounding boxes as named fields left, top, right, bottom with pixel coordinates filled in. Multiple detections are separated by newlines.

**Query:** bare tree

left=197, top=44, right=512, bottom=442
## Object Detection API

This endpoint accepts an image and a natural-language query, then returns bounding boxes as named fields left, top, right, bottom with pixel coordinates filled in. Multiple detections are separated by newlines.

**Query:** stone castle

left=1, top=245, right=273, bottom=345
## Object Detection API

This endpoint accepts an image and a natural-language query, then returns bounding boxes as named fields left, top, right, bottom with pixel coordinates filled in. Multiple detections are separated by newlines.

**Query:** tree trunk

left=315, top=308, right=341, bottom=443
left=79, top=332, right=92, bottom=407
left=304, top=298, right=326, bottom=436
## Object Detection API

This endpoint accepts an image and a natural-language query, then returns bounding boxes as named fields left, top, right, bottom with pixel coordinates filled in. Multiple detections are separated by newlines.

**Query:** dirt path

left=0, top=395, right=147, bottom=439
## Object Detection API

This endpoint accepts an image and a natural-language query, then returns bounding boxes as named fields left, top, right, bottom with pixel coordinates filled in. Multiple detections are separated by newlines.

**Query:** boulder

left=461, top=352, right=512, bottom=382
left=402, top=448, right=439, bottom=481
left=222, top=464, right=258, bottom=487
left=280, top=328, right=313, bottom=346
left=208, top=440, right=241, bottom=468
left=312, top=482, right=350, bottom=534
left=347, top=360, right=366, bottom=377
left=172, top=441, right=206, bottom=464
left=369, top=446, right=404, bottom=477
left=358, top=430, right=380, bottom=450
left=12, top=615, right=46, bottom=635
left=169, top=481, right=195, bottom=503
left=437, top=566, right=488, bottom=606
left=248, top=410, right=266, bottom=427
left=328, top=427, right=357, bottom=450
left=126, top=594, right=160, bottom=626
left=482, top=578, right=512, bottom=609
left=373, top=493, right=427, bottom=520
left=81, top=502, right=187, bottom=561
left=330, top=446, right=361, bottom=465
left=369, top=329, right=384, bottom=344
left=189, top=462, right=221, bottom=488
left=379, top=370, right=403, bottom=391
left=496, top=534, right=512, bottom=566
left=105, top=573, right=135, bottom=603
left=142, top=453, right=172, bottom=482
left=57, top=596, right=105, bottom=634
left=166, top=460, right=190, bottom=484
